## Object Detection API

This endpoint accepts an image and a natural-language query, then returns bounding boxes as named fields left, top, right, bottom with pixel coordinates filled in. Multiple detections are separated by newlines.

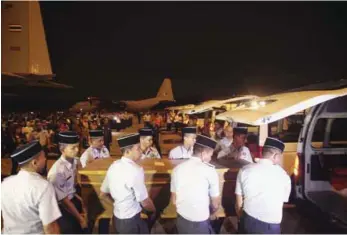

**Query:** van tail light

left=294, top=153, right=300, bottom=177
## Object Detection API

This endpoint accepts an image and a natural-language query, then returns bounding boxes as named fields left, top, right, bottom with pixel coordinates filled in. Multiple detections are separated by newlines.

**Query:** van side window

left=268, top=114, right=304, bottom=142
left=311, top=118, right=347, bottom=148
left=311, top=118, right=327, bottom=142
left=329, top=118, right=347, bottom=148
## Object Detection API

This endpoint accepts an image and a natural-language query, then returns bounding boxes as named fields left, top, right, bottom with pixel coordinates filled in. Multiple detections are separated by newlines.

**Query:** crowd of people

left=1, top=109, right=244, bottom=175
left=140, top=110, right=228, bottom=139
left=141, top=111, right=196, bottom=131
left=1, top=111, right=136, bottom=174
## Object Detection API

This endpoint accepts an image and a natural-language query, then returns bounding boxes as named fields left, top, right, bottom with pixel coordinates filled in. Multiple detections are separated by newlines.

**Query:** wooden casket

left=78, top=157, right=249, bottom=232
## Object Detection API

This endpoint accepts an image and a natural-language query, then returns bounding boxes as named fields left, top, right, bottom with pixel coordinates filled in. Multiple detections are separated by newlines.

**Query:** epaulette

left=203, top=162, right=215, bottom=168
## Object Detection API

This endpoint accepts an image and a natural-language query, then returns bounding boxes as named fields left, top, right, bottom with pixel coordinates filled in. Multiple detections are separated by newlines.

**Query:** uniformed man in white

left=214, top=125, right=233, bottom=159
left=1, top=141, right=61, bottom=234
left=218, top=127, right=253, bottom=163
left=169, top=126, right=197, bottom=159
left=80, top=129, right=110, bottom=168
left=47, top=131, right=88, bottom=234
left=171, top=134, right=221, bottom=234
left=100, top=133, right=156, bottom=234
left=235, top=137, right=291, bottom=234
left=139, top=128, right=161, bottom=159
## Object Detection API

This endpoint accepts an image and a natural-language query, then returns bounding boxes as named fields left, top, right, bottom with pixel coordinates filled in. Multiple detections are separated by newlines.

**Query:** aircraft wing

left=216, top=88, right=347, bottom=125
left=25, top=80, right=73, bottom=89
left=2, top=73, right=72, bottom=88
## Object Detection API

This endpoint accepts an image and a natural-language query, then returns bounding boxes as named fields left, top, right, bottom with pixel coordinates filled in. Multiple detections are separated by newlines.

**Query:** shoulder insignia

left=203, top=162, right=215, bottom=168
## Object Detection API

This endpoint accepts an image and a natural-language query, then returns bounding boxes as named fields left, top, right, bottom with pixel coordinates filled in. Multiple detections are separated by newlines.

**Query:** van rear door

left=216, top=87, right=347, bottom=175
left=216, top=88, right=347, bottom=125
left=300, top=95, right=347, bottom=227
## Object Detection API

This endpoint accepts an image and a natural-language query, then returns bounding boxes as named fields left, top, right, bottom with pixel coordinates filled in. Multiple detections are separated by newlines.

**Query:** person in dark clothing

left=137, top=112, right=142, bottom=124
left=152, top=127, right=162, bottom=156
left=102, top=118, right=112, bottom=151
left=8, top=125, right=27, bottom=175
left=2, top=128, right=17, bottom=175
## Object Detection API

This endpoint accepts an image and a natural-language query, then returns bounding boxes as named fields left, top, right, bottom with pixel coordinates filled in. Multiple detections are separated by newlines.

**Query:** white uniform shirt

left=47, top=156, right=78, bottom=201
left=141, top=147, right=161, bottom=159
left=171, top=157, right=220, bottom=222
left=169, top=145, right=193, bottom=159
left=100, top=157, right=148, bottom=219
left=235, top=159, right=291, bottom=224
left=219, top=144, right=253, bottom=163
left=1, top=170, right=62, bottom=234
left=80, top=146, right=110, bottom=168
left=215, top=137, right=232, bottom=158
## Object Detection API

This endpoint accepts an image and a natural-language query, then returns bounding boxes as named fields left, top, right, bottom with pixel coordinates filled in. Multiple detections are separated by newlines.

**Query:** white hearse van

left=295, top=93, right=347, bottom=230
left=216, top=82, right=347, bottom=229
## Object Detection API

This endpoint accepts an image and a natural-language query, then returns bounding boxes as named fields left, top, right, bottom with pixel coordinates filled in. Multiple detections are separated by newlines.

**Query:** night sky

left=40, top=2, right=347, bottom=101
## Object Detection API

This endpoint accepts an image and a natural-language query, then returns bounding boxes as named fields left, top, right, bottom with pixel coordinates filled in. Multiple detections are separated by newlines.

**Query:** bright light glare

left=250, top=101, right=259, bottom=109
left=294, top=155, right=299, bottom=176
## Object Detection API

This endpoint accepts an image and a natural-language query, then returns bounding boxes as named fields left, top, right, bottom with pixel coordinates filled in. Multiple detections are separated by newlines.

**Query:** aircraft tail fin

left=2, top=1, right=53, bottom=77
left=156, top=78, right=174, bottom=101
left=1, top=1, right=73, bottom=89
